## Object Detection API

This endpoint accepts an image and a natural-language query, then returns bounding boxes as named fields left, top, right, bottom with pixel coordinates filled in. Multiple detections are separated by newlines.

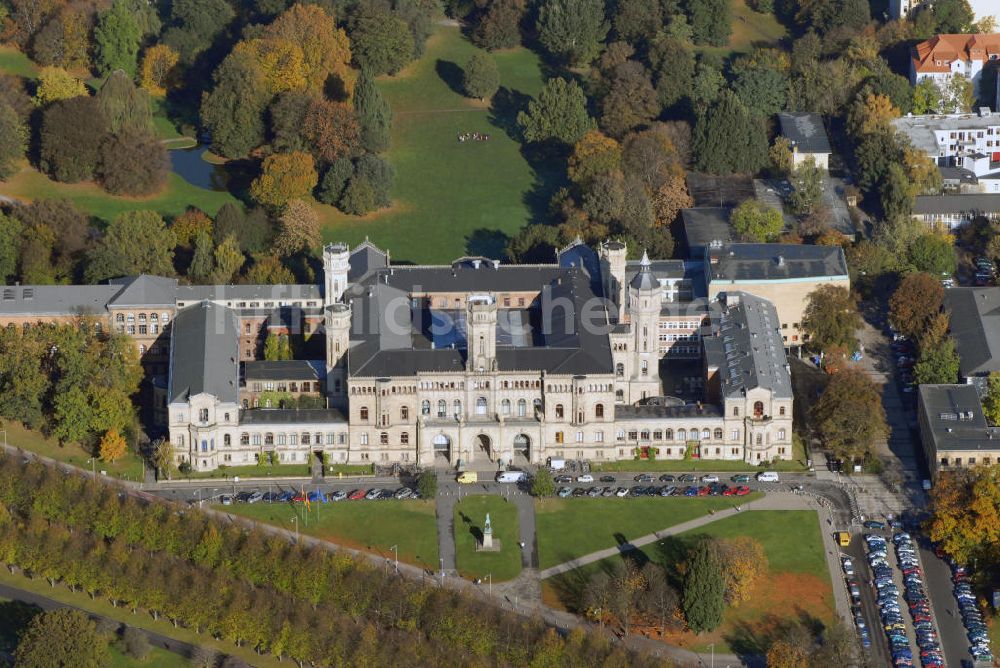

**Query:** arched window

left=501, top=399, right=511, bottom=415
left=422, top=400, right=430, bottom=415
left=778, top=428, right=786, bottom=440
left=714, top=428, right=723, bottom=440
left=437, top=400, right=447, bottom=417
left=517, top=399, right=527, bottom=417
left=665, top=429, right=673, bottom=440
left=400, top=406, right=409, bottom=420
left=615, top=362, right=624, bottom=377
left=677, top=428, right=687, bottom=441
left=360, top=406, right=369, bottom=421
left=595, top=404, right=604, bottom=419
left=453, top=399, right=462, bottom=416
left=753, top=401, right=764, bottom=418
left=701, top=428, right=710, bottom=440
left=476, top=397, right=487, bottom=415
left=555, top=404, right=564, bottom=419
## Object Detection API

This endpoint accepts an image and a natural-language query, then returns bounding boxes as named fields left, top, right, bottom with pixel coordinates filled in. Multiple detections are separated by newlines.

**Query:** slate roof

left=913, top=194, right=1000, bottom=216
left=944, top=287, right=1000, bottom=377
left=706, top=293, right=792, bottom=399
left=629, top=252, right=657, bottom=291
left=681, top=207, right=734, bottom=255
left=705, top=244, right=848, bottom=283
left=348, top=239, right=389, bottom=283
left=558, top=238, right=602, bottom=296
left=918, top=384, right=1000, bottom=452
left=176, top=284, right=322, bottom=303
left=892, top=111, right=1000, bottom=155
left=778, top=112, right=832, bottom=155
left=0, top=284, right=119, bottom=316
left=243, top=360, right=325, bottom=382
left=239, top=408, right=347, bottom=425
left=615, top=402, right=723, bottom=420
left=167, top=301, right=240, bottom=404
left=107, top=275, right=179, bottom=306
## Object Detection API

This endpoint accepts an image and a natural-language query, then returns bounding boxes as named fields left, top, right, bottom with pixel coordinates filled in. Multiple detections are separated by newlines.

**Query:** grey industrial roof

left=681, top=207, right=734, bottom=254
left=706, top=244, right=849, bottom=283
left=167, top=301, right=240, bottom=404
left=938, top=166, right=978, bottom=184
left=913, top=194, right=1000, bottom=216
left=944, top=287, right=1000, bottom=377
left=176, top=284, right=322, bottom=303
left=107, top=275, right=179, bottom=306
left=778, top=112, right=832, bottom=154
left=0, top=284, right=119, bottom=316
left=345, top=263, right=614, bottom=377
left=708, top=293, right=792, bottom=399
left=918, top=384, right=1000, bottom=452
left=243, top=360, right=325, bottom=382
left=892, top=112, right=1000, bottom=155
left=239, top=408, right=346, bottom=425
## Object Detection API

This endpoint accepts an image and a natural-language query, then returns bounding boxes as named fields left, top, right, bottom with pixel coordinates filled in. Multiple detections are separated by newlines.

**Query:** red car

left=292, top=493, right=307, bottom=502
left=733, top=485, right=751, bottom=496
left=348, top=489, right=367, bottom=500
left=697, top=485, right=711, bottom=496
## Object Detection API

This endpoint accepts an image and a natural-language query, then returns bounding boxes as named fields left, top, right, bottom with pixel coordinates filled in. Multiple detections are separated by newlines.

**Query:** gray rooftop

left=107, top=275, right=179, bottom=307
left=918, top=384, right=1000, bottom=452
left=629, top=252, right=657, bottom=291
left=615, top=402, right=723, bottom=420
left=938, top=166, right=978, bottom=184
left=167, top=301, right=240, bottom=404
left=706, top=244, right=848, bottom=283
left=892, top=112, right=1000, bottom=155
left=348, top=240, right=389, bottom=283
left=681, top=207, right=734, bottom=255
left=243, top=360, right=325, bottom=382
left=708, top=293, right=792, bottom=399
left=0, top=284, right=119, bottom=316
left=913, top=194, right=1000, bottom=216
left=778, top=112, right=832, bottom=155
left=944, top=287, right=1000, bottom=377
left=239, top=408, right=346, bottom=425
left=176, top=284, right=322, bottom=303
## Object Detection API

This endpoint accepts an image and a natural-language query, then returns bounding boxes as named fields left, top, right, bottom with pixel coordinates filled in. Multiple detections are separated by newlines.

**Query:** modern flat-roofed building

left=917, top=384, right=1000, bottom=476
left=893, top=110, right=1000, bottom=183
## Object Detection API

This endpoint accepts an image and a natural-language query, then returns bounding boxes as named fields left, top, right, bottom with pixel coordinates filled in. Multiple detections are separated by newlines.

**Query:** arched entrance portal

left=512, top=434, right=530, bottom=464
left=474, top=434, right=491, bottom=461
left=433, top=434, right=450, bottom=464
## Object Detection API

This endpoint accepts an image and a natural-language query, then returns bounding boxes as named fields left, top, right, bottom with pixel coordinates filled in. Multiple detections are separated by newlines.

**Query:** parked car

left=634, top=474, right=653, bottom=482
left=220, top=494, right=233, bottom=505
left=348, top=489, right=367, bottom=500
left=842, top=557, right=854, bottom=576
left=247, top=491, right=264, bottom=504
left=557, top=487, right=572, bottom=498
left=863, top=520, right=886, bottom=530
left=599, top=475, right=616, bottom=483
left=732, top=485, right=751, bottom=496
left=730, top=474, right=750, bottom=483
left=554, top=475, right=573, bottom=484
left=659, top=474, right=675, bottom=482
left=615, top=487, right=629, bottom=497
left=577, top=474, right=594, bottom=483
left=364, top=489, right=381, bottom=500
left=329, top=490, right=347, bottom=501
left=679, top=474, right=696, bottom=482
left=701, top=474, right=720, bottom=483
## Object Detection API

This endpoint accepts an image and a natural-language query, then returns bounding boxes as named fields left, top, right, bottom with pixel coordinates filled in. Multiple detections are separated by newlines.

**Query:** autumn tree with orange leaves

left=927, top=466, right=1000, bottom=565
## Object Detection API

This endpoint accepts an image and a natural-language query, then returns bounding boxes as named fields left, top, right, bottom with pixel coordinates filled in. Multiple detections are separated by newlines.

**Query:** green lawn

left=544, top=510, right=833, bottom=653
left=453, top=495, right=522, bottom=582
left=535, top=493, right=763, bottom=570
left=2, top=421, right=145, bottom=482
left=0, top=46, right=38, bottom=78
left=695, top=0, right=788, bottom=59
left=180, top=463, right=311, bottom=479
left=217, top=498, right=439, bottom=569
left=107, top=645, right=189, bottom=668
left=319, top=24, right=562, bottom=263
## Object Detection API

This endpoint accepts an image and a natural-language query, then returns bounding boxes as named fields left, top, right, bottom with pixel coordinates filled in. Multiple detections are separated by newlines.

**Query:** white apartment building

left=893, top=109, right=1000, bottom=189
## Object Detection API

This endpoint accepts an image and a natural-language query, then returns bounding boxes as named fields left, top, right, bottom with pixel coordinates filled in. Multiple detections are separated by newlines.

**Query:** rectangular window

left=594, top=431, right=603, bottom=442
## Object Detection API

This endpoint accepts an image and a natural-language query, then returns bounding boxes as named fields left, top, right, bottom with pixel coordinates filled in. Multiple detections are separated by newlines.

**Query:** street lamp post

left=439, top=557, right=444, bottom=585
left=86, top=458, right=96, bottom=482
left=708, top=643, right=714, bottom=668
left=487, top=572, right=492, bottom=598
left=290, top=516, right=299, bottom=542
left=390, top=544, right=398, bottom=575
left=195, top=488, right=202, bottom=507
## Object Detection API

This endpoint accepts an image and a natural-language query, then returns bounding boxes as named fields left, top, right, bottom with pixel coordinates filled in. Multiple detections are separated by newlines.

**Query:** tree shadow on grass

left=465, top=228, right=509, bottom=259
left=488, top=87, right=530, bottom=141
left=0, top=600, right=42, bottom=652
left=469, top=525, right=483, bottom=543
left=723, top=608, right=825, bottom=660
left=435, top=59, right=466, bottom=97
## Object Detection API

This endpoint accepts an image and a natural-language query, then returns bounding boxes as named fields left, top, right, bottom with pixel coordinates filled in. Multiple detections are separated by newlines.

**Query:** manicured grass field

left=544, top=510, right=833, bottom=654
left=2, top=420, right=145, bottom=481
left=0, top=46, right=38, bottom=78
left=217, top=498, right=440, bottom=569
left=453, top=495, right=522, bottom=582
left=180, top=463, right=311, bottom=479
left=319, top=25, right=562, bottom=263
left=696, top=0, right=788, bottom=59
left=535, top=494, right=763, bottom=570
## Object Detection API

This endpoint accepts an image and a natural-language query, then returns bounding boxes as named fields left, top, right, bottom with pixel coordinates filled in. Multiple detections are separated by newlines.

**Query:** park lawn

left=319, top=24, right=562, bottom=264
left=218, top=498, right=440, bottom=569
left=0, top=162, right=239, bottom=222
left=179, top=463, right=311, bottom=479
left=107, top=645, right=190, bottom=668
left=535, top=493, right=763, bottom=570
left=453, top=495, right=522, bottom=582
left=0, top=46, right=38, bottom=78
left=543, top=510, right=833, bottom=654
left=1, top=420, right=144, bottom=482
left=695, top=0, right=788, bottom=60
left=0, top=569, right=282, bottom=667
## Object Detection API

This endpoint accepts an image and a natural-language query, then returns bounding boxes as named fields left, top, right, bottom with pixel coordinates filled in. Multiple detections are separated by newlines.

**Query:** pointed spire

left=640, top=250, right=650, bottom=267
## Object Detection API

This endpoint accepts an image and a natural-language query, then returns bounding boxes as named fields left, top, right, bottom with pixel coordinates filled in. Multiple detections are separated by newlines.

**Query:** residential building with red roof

left=910, top=33, right=1000, bottom=104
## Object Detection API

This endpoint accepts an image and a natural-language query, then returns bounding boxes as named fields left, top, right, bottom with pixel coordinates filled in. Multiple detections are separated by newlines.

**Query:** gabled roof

left=167, top=301, right=240, bottom=404
left=0, top=284, right=119, bottom=316
left=912, top=33, right=1000, bottom=73
left=918, top=384, right=1000, bottom=452
left=243, top=360, right=325, bottom=382
left=348, top=239, right=389, bottom=283
left=778, top=113, right=832, bottom=155
left=914, top=194, right=1000, bottom=216
left=107, top=275, right=179, bottom=307
left=944, top=287, right=1000, bottom=377
left=706, top=293, right=792, bottom=399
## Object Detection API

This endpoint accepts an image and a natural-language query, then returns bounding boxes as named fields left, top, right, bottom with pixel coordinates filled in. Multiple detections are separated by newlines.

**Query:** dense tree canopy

left=888, top=272, right=943, bottom=340
left=93, top=0, right=141, bottom=77
left=86, top=210, right=176, bottom=282
left=14, top=609, right=109, bottom=668
left=517, top=78, right=593, bottom=146
left=812, top=368, right=888, bottom=460
left=693, top=91, right=768, bottom=175
left=801, top=285, right=861, bottom=352
left=730, top=200, right=783, bottom=242
left=463, top=52, right=500, bottom=101
left=537, top=0, right=608, bottom=66
left=40, top=96, right=110, bottom=183
left=349, top=6, right=415, bottom=76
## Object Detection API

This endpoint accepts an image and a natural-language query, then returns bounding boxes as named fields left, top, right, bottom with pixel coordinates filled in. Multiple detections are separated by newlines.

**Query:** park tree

left=766, top=640, right=810, bottom=668
left=802, top=285, right=861, bottom=352
left=339, top=176, right=378, bottom=215
left=139, top=45, right=180, bottom=95
left=355, top=154, right=394, bottom=207
left=599, top=61, right=658, bottom=138
left=637, top=562, right=678, bottom=636
left=14, top=609, right=109, bottom=668
left=349, top=6, right=415, bottom=76
left=931, top=0, right=975, bottom=33
left=536, top=0, right=608, bottom=66
left=649, top=36, right=695, bottom=110
left=517, top=78, right=594, bottom=146
left=651, top=167, right=692, bottom=227
left=354, top=69, right=391, bottom=153
left=568, top=130, right=621, bottom=186
left=909, top=233, right=957, bottom=277
left=417, top=471, right=437, bottom=498
left=97, top=70, right=152, bottom=135
left=33, top=66, right=87, bottom=106
left=251, top=152, right=318, bottom=208
left=171, top=208, right=213, bottom=248
left=0, top=214, right=21, bottom=281
left=507, top=224, right=561, bottom=263
left=927, top=466, right=1000, bottom=564
left=99, top=429, right=128, bottom=462
left=93, top=0, right=141, bottom=77
left=693, top=92, right=769, bottom=175
left=201, top=50, right=269, bottom=159
left=683, top=539, right=725, bottom=633
left=264, top=3, right=352, bottom=92
left=854, top=128, right=901, bottom=194
left=98, top=129, right=168, bottom=196
left=30, top=7, right=91, bottom=71
left=232, top=38, right=307, bottom=96
left=86, top=210, right=175, bottom=282
left=212, top=235, right=244, bottom=283
left=889, top=272, right=943, bottom=339
left=0, top=102, right=26, bottom=180
left=914, top=338, right=960, bottom=385
left=0, top=74, right=32, bottom=121
left=188, top=232, right=215, bottom=283
left=303, top=98, right=360, bottom=164
left=317, top=158, right=355, bottom=206
left=213, top=204, right=271, bottom=254
left=689, top=0, right=732, bottom=47
left=244, top=254, right=295, bottom=283
left=812, top=368, right=888, bottom=460
left=730, top=200, right=783, bottom=242
left=40, top=97, right=110, bottom=183
left=613, top=0, right=661, bottom=44
left=732, top=61, right=788, bottom=119
left=530, top=468, right=555, bottom=497
left=848, top=93, right=899, bottom=139
left=473, top=0, right=524, bottom=50
left=880, top=163, right=913, bottom=222
left=463, top=52, right=500, bottom=101
left=274, top=199, right=320, bottom=256
left=162, top=0, right=235, bottom=64
left=788, top=158, right=823, bottom=215
left=269, top=91, right=312, bottom=154
left=715, top=537, right=767, bottom=605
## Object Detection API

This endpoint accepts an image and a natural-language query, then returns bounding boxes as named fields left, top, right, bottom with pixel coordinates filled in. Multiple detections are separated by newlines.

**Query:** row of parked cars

left=219, top=487, right=420, bottom=505
left=865, top=532, right=912, bottom=665
left=553, top=472, right=775, bottom=485
left=554, top=483, right=752, bottom=498
left=893, top=532, right=944, bottom=667
left=950, top=561, right=993, bottom=664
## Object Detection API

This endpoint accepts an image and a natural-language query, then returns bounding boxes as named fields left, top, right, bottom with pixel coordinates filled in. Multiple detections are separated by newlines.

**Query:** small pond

left=169, top=146, right=231, bottom=191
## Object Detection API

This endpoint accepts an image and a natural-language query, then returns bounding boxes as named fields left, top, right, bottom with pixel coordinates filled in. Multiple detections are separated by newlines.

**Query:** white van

left=496, top=471, right=528, bottom=483
left=756, top=471, right=780, bottom=483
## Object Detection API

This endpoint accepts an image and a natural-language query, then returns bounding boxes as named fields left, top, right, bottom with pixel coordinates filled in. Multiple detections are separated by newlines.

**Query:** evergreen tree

left=682, top=539, right=725, bottom=633
left=463, top=52, right=500, bottom=101
left=688, top=0, right=732, bottom=47
left=93, top=0, right=142, bottom=77
left=189, top=232, right=215, bottom=283
left=693, top=91, right=768, bottom=175
left=354, top=69, right=391, bottom=153
left=201, top=51, right=269, bottom=159
left=537, top=0, right=608, bottom=66
left=317, top=158, right=354, bottom=206
left=517, top=78, right=594, bottom=146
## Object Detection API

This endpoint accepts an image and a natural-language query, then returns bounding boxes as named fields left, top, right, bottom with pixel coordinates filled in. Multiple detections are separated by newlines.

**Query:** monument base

left=476, top=539, right=502, bottom=553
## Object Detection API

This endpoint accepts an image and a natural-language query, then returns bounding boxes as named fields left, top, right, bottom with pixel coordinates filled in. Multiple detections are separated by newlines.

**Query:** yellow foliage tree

left=170, top=208, right=213, bottom=247
left=567, top=130, right=621, bottom=185
left=34, top=66, right=88, bottom=106
left=902, top=143, right=942, bottom=196
left=139, top=44, right=180, bottom=95
left=848, top=93, right=900, bottom=137
left=233, top=38, right=307, bottom=96
left=928, top=466, right=1000, bottom=564
left=766, top=640, right=809, bottom=668
left=250, top=151, right=318, bottom=208
left=99, top=429, right=127, bottom=463
left=264, top=3, right=353, bottom=94
left=651, top=165, right=693, bottom=228
left=715, top=536, right=768, bottom=605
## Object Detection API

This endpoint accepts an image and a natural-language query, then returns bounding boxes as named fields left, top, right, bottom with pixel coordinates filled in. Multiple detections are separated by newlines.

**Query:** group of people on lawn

left=457, top=131, right=489, bottom=142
